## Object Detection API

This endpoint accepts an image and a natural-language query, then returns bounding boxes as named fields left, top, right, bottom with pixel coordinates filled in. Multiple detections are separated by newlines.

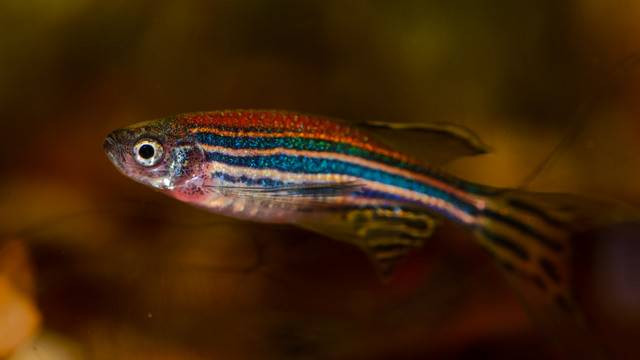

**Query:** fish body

left=111, top=112, right=473, bottom=219
left=103, top=110, right=575, bottom=293
left=190, top=112, right=483, bottom=225
left=107, top=113, right=549, bottom=268
left=104, top=110, right=633, bottom=358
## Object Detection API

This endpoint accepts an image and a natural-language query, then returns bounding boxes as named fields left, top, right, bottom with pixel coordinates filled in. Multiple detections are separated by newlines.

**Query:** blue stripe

left=212, top=171, right=286, bottom=187
left=205, top=151, right=478, bottom=218
left=196, top=132, right=421, bottom=170
left=195, top=132, right=498, bottom=196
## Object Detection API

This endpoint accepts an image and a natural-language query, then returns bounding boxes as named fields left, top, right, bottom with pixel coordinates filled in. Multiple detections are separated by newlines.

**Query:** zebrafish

left=104, top=110, right=636, bottom=358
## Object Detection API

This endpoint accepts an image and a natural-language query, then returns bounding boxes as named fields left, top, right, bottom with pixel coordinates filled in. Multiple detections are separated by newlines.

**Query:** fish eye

left=133, top=139, right=163, bottom=167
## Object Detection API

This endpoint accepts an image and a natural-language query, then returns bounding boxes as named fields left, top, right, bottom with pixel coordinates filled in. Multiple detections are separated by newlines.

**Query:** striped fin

left=350, top=207, right=438, bottom=278
left=475, top=191, right=640, bottom=302
left=472, top=191, right=640, bottom=359
left=300, top=207, right=438, bottom=278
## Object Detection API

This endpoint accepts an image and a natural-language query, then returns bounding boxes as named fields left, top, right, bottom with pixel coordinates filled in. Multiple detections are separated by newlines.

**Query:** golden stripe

left=191, top=126, right=412, bottom=163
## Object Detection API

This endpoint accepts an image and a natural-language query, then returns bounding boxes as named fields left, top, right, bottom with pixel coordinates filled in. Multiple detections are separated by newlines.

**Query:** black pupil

left=138, top=144, right=155, bottom=159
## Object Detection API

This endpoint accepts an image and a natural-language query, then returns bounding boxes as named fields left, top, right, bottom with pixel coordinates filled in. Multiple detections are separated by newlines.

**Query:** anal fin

left=300, top=207, right=438, bottom=279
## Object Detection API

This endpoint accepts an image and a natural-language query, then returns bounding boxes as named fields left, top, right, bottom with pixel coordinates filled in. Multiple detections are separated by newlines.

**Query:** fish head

left=103, top=118, right=207, bottom=193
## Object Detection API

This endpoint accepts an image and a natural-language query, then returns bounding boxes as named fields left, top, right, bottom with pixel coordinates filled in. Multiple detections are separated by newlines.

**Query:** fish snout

left=103, top=130, right=128, bottom=166
left=103, top=133, right=117, bottom=152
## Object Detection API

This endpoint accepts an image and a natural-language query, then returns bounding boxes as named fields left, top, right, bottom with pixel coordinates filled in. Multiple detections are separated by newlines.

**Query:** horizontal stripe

left=212, top=171, right=285, bottom=188
left=204, top=150, right=478, bottom=214
left=195, top=132, right=500, bottom=198
left=191, top=126, right=411, bottom=166
left=195, top=131, right=427, bottom=171
left=200, top=144, right=485, bottom=210
left=205, top=161, right=477, bottom=224
left=197, top=135, right=563, bottom=259
left=192, top=129, right=498, bottom=196
left=183, top=111, right=347, bottom=133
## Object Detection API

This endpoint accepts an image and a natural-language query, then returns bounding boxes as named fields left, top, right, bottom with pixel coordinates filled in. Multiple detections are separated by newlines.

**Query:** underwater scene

left=1, top=1, right=639, bottom=359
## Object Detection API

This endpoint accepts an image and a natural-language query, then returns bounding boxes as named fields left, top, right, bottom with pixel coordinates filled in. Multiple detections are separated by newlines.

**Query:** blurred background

left=1, top=1, right=639, bottom=359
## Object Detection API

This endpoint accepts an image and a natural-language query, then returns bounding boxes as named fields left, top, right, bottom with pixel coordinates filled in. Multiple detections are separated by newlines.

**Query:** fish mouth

left=103, top=132, right=126, bottom=167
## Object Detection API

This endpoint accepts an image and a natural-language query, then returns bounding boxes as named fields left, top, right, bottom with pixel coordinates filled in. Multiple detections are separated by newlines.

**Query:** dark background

left=1, top=1, right=639, bottom=359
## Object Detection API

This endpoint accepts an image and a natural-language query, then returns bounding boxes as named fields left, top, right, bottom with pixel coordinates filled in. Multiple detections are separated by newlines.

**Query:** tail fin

left=473, top=190, right=639, bottom=359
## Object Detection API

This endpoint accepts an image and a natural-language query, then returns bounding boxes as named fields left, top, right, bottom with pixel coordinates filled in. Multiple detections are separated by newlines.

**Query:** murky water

left=1, top=2, right=639, bottom=359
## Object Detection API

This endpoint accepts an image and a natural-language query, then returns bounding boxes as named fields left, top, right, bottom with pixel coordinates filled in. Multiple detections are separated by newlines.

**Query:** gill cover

left=166, top=141, right=206, bottom=189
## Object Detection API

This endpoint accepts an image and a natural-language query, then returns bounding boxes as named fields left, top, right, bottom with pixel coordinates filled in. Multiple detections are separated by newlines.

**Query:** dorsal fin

left=356, top=121, right=490, bottom=167
left=299, top=207, right=438, bottom=278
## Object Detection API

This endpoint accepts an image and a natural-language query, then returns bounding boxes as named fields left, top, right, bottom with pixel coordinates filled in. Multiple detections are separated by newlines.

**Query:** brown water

left=1, top=1, right=639, bottom=359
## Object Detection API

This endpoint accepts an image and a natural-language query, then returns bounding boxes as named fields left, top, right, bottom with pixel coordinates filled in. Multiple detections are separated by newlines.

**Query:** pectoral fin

left=208, top=181, right=362, bottom=198
left=356, top=120, right=490, bottom=167
left=299, top=207, right=439, bottom=279
left=202, top=180, right=365, bottom=209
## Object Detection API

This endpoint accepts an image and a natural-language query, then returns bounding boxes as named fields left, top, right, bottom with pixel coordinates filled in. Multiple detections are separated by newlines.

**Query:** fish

left=104, top=110, right=637, bottom=358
